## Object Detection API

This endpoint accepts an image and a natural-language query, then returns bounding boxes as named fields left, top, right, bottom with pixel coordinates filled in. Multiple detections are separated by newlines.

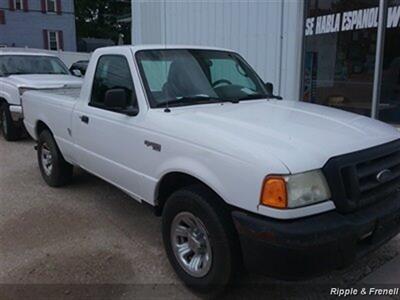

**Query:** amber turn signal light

left=260, top=176, right=288, bottom=208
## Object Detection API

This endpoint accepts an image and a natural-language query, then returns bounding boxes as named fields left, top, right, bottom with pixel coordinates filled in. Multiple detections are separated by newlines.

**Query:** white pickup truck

left=0, top=49, right=82, bottom=141
left=22, top=45, right=400, bottom=293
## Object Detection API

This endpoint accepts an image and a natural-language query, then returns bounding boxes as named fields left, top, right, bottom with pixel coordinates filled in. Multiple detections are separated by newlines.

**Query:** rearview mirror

left=104, top=88, right=128, bottom=109
left=70, top=69, right=82, bottom=77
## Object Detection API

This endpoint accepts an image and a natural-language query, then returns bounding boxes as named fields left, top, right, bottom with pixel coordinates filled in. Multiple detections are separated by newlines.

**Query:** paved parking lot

left=0, top=135, right=399, bottom=299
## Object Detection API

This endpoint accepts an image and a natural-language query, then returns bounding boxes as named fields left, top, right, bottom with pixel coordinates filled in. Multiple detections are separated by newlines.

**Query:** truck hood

left=152, top=100, right=400, bottom=173
left=5, top=74, right=83, bottom=89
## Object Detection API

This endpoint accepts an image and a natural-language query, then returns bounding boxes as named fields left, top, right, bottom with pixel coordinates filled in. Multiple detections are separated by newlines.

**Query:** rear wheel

left=37, top=130, right=73, bottom=187
left=0, top=103, right=22, bottom=141
left=162, top=185, right=240, bottom=294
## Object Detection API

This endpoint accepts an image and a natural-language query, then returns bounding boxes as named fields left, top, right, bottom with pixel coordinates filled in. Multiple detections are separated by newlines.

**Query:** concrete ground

left=0, top=136, right=399, bottom=300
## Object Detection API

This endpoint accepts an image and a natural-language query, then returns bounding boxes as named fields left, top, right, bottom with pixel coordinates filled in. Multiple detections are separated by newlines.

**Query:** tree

left=74, top=0, right=131, bottom=44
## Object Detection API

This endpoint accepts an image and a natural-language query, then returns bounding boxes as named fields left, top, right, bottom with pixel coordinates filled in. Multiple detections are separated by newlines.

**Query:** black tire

left=37, top=130, right=73, bottom=187
left=162, top=184, right=240, bottom=295
left=0, top=102, right=22, bottom=141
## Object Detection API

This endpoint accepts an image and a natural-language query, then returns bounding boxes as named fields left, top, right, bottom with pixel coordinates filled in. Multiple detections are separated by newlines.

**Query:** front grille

left=323, top=139, right=400, bottom=213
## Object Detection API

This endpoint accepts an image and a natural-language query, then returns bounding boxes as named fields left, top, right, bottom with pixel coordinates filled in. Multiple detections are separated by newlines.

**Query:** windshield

left=0, top=55, right=69, bottom=77
left=136, top=49, right=268, bottom=108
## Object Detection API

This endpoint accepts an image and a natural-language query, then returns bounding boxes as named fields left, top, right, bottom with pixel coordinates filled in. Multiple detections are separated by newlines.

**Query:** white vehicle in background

left=0, top=50, right=82, bottom=141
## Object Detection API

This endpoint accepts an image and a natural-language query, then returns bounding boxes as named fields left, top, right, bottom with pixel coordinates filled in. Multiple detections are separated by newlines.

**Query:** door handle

left=80, top=115, right=89, bottom=124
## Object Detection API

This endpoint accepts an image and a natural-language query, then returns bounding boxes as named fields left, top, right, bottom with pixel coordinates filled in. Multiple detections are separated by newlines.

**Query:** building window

left=302, top=1, right=400, bottom=125
left=48, top=31, right=59, bottom=50
left=46, top=0, right=56, bottom=13
left=14, top=0, right=23, bottom=10
left=43, top=29, right=64, bottom=50
left=10, top=0, right=27, bottom=11
left=302, top=0, right=379, bottom=118
left=379, top=0, right=400, bottom=124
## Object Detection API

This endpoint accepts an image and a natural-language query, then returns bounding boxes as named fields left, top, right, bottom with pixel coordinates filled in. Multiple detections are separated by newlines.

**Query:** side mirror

left=70, top=68, right=82, bottom=77
left=264, top=82, right=283, bottom=100
left=104, top=88, right=139, bottom=116
left=104, top=88, right=128, bottom=109
left=265, top=82, right=274, bottom=95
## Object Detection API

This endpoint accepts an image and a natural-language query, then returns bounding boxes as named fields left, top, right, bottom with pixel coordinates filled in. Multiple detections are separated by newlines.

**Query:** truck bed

left=22, top=87, right=81, bottom=164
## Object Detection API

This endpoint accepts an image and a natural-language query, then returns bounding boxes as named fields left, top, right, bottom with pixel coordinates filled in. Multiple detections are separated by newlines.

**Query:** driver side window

left=210, top=59, right=256, bottom=90
left=90, top=55, right=137, bottom=110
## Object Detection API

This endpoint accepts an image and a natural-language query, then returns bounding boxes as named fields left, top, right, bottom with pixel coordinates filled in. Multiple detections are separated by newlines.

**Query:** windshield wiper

left=237, top=93, right=283, bottom=101
left=236, top=94, right=268, bottom=101
left=155, top=96, right=238, bottom=108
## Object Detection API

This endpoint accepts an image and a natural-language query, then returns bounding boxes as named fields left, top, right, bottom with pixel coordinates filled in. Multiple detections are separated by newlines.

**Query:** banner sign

left=305, top=5, right=400, bottom=36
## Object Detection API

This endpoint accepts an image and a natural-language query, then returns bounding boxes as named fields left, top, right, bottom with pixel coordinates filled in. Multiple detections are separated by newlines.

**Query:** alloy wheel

left=41, top=143, right=53, bottom=176
left=170, top=212, right=213, bottom=278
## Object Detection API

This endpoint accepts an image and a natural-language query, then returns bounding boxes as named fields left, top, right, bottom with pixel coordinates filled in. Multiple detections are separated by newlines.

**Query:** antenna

left=164, top=102, right=171, bottom=113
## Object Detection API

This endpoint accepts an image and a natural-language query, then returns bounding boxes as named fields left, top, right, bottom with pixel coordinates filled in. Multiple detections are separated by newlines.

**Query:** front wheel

left=37, top=130, right=73, bottom=187
left=162, top=185, right=240, bottom=294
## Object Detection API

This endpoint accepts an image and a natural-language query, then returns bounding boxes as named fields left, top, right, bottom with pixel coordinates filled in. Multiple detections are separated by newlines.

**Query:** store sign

left=305, top=5, right=400, bottom=36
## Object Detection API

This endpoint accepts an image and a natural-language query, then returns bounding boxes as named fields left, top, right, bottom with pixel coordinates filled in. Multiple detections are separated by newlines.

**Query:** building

left=132, top=0, right=400, bottom=125
left=0, top=0, right=77, bottom=51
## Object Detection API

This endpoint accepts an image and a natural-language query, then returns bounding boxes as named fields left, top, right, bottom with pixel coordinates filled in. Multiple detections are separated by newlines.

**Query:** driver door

left=73, top=53, right=146, bottom=199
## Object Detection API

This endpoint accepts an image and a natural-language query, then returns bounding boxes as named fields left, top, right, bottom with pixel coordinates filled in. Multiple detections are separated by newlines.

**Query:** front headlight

left=285, top=170, right=331, bottom=208
left=260, top=170, right=331, bottom=209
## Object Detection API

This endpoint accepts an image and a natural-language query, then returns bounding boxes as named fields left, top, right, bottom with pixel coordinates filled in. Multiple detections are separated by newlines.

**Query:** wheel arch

left=0, top=94, right=11, bottom=106
left=35, top=120, right=53, bottom=140
left=154, top=171, right=230, bottom=216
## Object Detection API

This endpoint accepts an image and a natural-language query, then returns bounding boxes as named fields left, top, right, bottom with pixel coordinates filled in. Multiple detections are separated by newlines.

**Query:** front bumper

left=9, top=105, right=23, bottom=122
left=232, top=192, right=400, bottom=280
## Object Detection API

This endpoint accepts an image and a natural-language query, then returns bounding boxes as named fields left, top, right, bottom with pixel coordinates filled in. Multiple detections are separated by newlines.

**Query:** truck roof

left=96, top=44, right=235, bottom=53
left=0, top=48, right=58, bottom=57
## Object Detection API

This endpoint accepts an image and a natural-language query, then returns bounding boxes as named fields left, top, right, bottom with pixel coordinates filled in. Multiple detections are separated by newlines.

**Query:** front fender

left=0, top=83, right=19, bottom=106
left=143, top=146, right=289, bottom=215
left=154, top=156, right=228, bottom=204
left=0, top=91, right=13, bottom=105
